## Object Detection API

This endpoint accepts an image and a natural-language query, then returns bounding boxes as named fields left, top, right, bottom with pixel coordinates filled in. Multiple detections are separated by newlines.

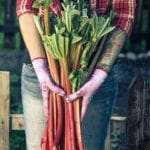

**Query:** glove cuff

left=31, top=57, right=47, bottom=62
left=32, top=57, right=48, bottom=68
left=94, top=68, right=108, bottom=83
left=96, top=67, right=107, bottom=74
left=32, top=57, right=49, bottom=75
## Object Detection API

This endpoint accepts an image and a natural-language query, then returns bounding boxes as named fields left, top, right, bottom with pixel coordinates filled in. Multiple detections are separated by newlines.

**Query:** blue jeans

left=21, top=63, right=118, bottom=150
left=81, top=65, right=118, bottom=150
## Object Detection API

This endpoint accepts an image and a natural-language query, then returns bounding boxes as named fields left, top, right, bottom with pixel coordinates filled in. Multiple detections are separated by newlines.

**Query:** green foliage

left=33, top=0, right=52, bottom=9
left=10, top=131, right=26, bottom=150
left=10, top=74, right=21, bottom=107
left=70, top=68, right=88, bottom=91
left=35, top=0, right=115, bottom=91
left=90, top=11, right=116, bottom=42
left=10, top=74, right=20, bottom=83
left=14, top=33, right=22, bottom=51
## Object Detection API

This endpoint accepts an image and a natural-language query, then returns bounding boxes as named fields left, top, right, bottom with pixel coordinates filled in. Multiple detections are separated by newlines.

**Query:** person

left=16, top=0, right=136, bottom=149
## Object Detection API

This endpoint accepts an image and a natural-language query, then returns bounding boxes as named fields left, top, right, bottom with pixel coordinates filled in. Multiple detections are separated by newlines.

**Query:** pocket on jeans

left=22, top=63, right=36, bottom=78
left=21, top=63, right=42, bottom=98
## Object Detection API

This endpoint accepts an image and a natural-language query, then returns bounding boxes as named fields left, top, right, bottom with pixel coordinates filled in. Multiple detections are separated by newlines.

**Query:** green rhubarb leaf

left=70, top=68, right=88, bottom=91
left=98, top=26, right=116, bottom=38
left=79, top=19, right=91, bottom=42
left=32, top=0, right=43, bottom=8
left=32, top=0, right=52, bottom=9
left=80, top=42, right=93, bottom=66
left=72, top=35, right=82, bottom=44
left=90, top=14, right=116, bottom=42
left=61, top=2, right=80, bottom=33
left=54, top=19, right=66, bottom=34
left=33, top=15, right=44, bottom=37
left=43, top=34, right=70, bottom=59
left=44, top=0, right=52, bottom=8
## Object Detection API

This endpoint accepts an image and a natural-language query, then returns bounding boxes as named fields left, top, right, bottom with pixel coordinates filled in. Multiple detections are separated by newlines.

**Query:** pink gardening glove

left=32, top=57, right=65, bottom=120
left=66, top=68, right=108, bottom=121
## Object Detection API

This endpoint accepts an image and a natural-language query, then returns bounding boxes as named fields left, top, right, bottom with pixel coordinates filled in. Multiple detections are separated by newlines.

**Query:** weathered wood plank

left=110, top=116, right=127, bottom=150
left=143, top=81, right=150, bottom=149
left=127, top=72, right=150, bottom=150
left=105, top=117, right=127, bottom=150
left=0, top=71, right=10, bottom=150
left=127, top=73, right=145, bottom=149
left=9, top=114, right=126, bottom=150
left=105, top=124, right=111, bottom=150
left=10, top=114, right=24, bottom=130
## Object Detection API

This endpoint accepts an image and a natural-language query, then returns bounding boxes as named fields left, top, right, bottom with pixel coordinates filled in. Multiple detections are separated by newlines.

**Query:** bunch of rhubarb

left=33, top=0, right=116, bottom=149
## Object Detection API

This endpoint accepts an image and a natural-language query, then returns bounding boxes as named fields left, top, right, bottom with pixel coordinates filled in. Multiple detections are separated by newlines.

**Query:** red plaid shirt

left=16, top=0, right=61, bottom=16
left=89, top=0, right=137, bottom=37
left=16, top=0, right=136, bottom=37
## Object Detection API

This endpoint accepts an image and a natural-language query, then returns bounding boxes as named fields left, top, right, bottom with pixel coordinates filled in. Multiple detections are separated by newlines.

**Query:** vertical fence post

left=105, top=124, right=111, bottom=150
left=127, top=73, right=146, bottom=150
left=144, top=81, right=150, bottom=149
left=105, top=117, right=127, bottom=150
left=110, top=117, right=127, bottom=150
left=0, top=71, right=10, bottom=150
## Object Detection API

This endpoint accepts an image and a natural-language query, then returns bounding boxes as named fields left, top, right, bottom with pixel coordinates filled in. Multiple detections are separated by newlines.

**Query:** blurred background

left=0, top=0, right=150, bottom=149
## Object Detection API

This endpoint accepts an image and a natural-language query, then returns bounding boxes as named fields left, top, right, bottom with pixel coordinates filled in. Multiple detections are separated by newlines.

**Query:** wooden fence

left=0, top=0, right=150, bottom=51
left=127, top=72, right=150, bottom=150
left=1, top=71, right=150, bottom=149
left=0, top=71, right=127, bottom=149
left=1, top=72, right=150, bottom=149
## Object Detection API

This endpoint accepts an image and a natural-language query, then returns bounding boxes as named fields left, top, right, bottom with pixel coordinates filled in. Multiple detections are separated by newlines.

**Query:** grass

left=10, top=131, right=26, bottom=150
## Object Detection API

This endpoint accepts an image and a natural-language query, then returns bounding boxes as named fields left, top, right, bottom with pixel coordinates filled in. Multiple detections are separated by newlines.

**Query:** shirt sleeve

left=16, top=0, right=38, bottom=17
left=16, top=0, right=61, bottom=17
left=49, top=0, right=61, bottom=16
left=113, top=0, right=137, bottom=37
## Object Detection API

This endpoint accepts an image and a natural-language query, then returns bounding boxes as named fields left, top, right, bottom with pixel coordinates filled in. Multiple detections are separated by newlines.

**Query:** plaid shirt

left=16, top=0, right=61, bottom=16
left=16, top=0, right=136, bottom=37
left=89, top=0, right=136, bottom=37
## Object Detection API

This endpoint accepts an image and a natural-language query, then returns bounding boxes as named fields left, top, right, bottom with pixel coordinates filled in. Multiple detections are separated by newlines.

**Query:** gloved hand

left=66, top=68, right=108, bottom=121
left=32, top=57, right=65, bottom=120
